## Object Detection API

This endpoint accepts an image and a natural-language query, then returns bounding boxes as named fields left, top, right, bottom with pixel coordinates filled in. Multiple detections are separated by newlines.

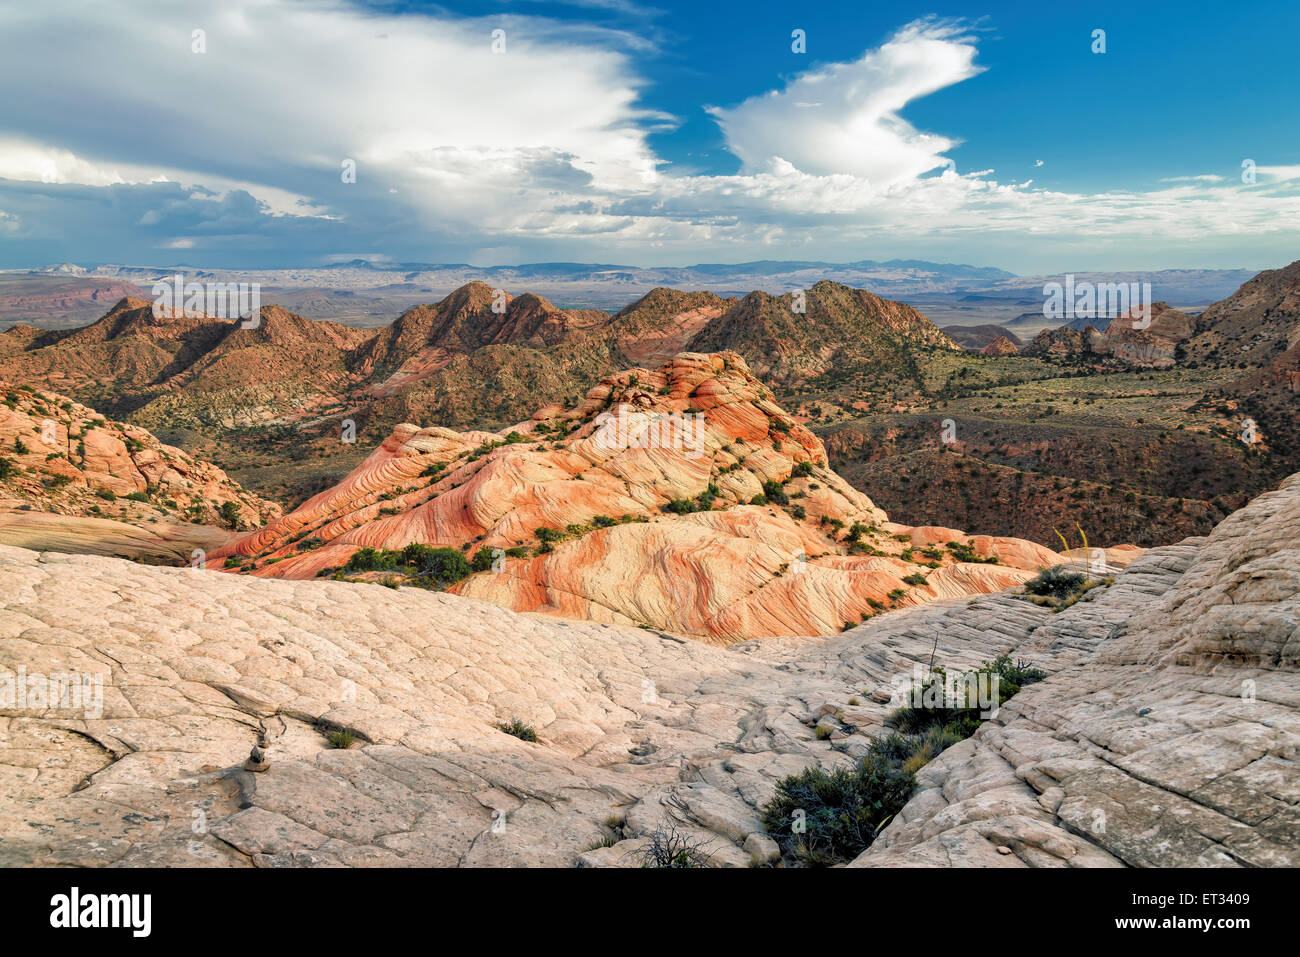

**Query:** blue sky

left=0, top=0, right=1297, bottom=273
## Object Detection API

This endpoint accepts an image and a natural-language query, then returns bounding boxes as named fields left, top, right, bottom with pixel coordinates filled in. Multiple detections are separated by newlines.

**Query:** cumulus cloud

left=707, top=19, right=982, bottom=187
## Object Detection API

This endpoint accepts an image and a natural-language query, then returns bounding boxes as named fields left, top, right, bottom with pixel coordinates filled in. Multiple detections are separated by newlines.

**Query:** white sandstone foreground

left=1, top=474, right=1297, bottom=867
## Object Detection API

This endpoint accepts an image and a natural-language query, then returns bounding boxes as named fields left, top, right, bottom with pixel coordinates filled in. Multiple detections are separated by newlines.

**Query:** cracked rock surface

left=1, top=474, right=1296, bottom=867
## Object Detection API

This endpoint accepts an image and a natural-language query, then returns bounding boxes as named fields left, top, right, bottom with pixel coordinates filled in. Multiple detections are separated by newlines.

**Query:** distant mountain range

left=0, top=280, right=960, bottom=445
left=4, top=260, right=1262, bottom=329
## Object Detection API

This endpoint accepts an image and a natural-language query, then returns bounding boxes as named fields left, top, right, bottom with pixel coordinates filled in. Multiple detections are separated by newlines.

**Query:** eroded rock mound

left=0, top=381, right=280, bottom=534
left=214, top=352, right=1065, bottom=641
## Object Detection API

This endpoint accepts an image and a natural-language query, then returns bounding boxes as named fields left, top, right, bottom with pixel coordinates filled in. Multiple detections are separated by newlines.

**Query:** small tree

left=218, top=500, right=242, bottom=529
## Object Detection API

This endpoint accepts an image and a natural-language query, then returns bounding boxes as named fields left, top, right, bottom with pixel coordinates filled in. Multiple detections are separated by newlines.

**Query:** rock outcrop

left=0, top=382, right=280, bottom=535
left=1022, top=302, right=1193, bottom=368
left=979, top=335, right=1020, bottom=356
left=213, top=352, right=1068, bottom=641
left=1, top=472, right=1295, bottom=867
left=853, top=472, right=1300, bottom=867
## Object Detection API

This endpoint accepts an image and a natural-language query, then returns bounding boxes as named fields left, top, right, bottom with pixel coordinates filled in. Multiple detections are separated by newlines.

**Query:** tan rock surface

left=1, top=473, right=1295, bottom=868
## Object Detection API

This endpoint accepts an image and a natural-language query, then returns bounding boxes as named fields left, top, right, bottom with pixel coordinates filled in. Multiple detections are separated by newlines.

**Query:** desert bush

left=761, top=480, right=789, bottom=506
left=402, top=543, right=472, bottom=586
left=890, top=655, right=1047, bottom=738
left=638, top=826, right=713, bottom=868
left=761, top=735, right=919, bottom=866
left=945, top=540, right=1000, bottom=564
left=1023, top=565, right=1087, bottom=599
left=499, top=718, right=537, bottom=742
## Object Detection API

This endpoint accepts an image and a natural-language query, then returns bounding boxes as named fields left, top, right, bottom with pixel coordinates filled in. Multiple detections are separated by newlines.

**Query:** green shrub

left=218, top=501, right=242, bottom=527
left=1024, top=565, right=1087, bottom=599
left=125, top=491, right=149, bottom=502
left=764, top=650, right=1048, bottom=868
left=945, top=540, right=1000, bottom=564
left=791, top=461, right=813, bottom=477
left=761, top=735, right=919, bottom=866
left=592, top=515, right=617, bottom=527
left=499, top=718, right=537, bottom=742
left=761, top=480, right=789, bottom=506
left=889, top=655, right=1047, bottom=738
left=95, top=489, right=117, bottom=501
left=401, top=543, right=472, bottom=586
left=790, top=504, right=806, bottom=520
left=327, top=730, right=358, bottom=749
left=902, top=572, right=928, bottom=587
left=750, top=494, right=767, bottom=506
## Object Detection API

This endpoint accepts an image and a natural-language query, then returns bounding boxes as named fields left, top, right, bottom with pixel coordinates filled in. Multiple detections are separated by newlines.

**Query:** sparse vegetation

left=638, top=826, right=713, bottom=868
left=499, top=718, right=537, bottom=742
left=344, top=543, right=473, bottom=589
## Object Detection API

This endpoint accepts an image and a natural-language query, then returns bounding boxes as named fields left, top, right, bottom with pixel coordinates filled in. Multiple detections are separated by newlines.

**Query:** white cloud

left=1160, top=174, right=1227, bottom=183
left=707, top=19, right=982, bottom=187
left=0, top=0, right=658, bottom=230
